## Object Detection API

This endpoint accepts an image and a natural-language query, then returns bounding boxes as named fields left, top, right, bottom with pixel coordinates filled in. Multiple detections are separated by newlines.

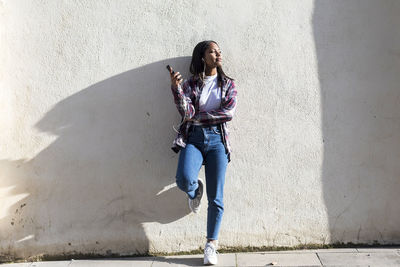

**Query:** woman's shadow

left=0, top=57, right=194, bottom=259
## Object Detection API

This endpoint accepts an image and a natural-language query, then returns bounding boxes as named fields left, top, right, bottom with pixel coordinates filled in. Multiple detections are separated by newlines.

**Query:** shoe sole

left=189, top=179, right=204, bottom=213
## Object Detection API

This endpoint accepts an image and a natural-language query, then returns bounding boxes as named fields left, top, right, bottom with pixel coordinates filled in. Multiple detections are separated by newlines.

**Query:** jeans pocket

left=212, top=127, right=221, bottom=135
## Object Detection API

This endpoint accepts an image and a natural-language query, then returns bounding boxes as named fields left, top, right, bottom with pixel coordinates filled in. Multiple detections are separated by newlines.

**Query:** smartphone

left=166, top=65, right=175, bottom=74
left=167, top=65, right=182, bottom=81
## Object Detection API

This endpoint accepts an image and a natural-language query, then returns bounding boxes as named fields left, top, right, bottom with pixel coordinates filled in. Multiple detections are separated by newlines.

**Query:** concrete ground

left=2, top=248, right=400, bottom=266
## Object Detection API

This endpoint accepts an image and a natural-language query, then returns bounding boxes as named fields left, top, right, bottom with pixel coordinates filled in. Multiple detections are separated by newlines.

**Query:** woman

left=169, top=40, right=237, bottom=265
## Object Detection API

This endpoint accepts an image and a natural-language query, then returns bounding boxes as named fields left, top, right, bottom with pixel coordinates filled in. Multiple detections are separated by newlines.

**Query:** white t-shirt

left=199, top=73, right=221, bottom=113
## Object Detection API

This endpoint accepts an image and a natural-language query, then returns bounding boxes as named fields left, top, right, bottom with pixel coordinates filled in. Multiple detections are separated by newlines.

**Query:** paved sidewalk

left=2, top=248, right=400, bottom=266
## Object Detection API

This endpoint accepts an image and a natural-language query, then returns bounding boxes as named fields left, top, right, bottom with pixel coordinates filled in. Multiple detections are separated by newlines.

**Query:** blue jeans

left=175, top=125, right=229, bottom=240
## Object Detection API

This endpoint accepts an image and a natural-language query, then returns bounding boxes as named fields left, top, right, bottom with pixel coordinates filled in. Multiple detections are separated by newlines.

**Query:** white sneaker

left=204, top=242, right=218, bottom=265
left=188, top=178, right=203, bottom=213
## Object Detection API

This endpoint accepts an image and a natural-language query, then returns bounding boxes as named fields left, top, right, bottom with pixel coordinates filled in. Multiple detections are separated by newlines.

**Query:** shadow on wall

left=313, top=0, right=400, bottom=243
left=0, top=57, right=193, bottom=260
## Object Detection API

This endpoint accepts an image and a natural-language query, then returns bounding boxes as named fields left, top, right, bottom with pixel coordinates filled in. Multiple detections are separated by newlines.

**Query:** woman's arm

left=197, top=80, right=237, bottom=124
left=170, top=79, right=196, bottom=120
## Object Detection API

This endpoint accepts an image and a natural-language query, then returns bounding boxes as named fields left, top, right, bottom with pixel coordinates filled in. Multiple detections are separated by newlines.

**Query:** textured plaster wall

left=1, top=0, right=400, bottom=260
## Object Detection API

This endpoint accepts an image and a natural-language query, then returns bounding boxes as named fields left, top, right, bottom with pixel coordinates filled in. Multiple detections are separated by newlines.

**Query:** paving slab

left=315, top=248, right=358, bottom=253
left=236, top=252, right=321, bottom=266
left=69, top=258, right=153, bottom=267
left=357, top=247, right=400, bottom=253
left=253, top=248, right=359, bottom=254
left=152, top=253, right=236, bottom=267
left=30, top=262, right=71, bottom=266
left=0, top=263, right=31, bottom=267
left=152, top=255, right=203, bottom=267
left=249, top=250, right=317, bottom=254
left=317, top=251, right=400, bottom=266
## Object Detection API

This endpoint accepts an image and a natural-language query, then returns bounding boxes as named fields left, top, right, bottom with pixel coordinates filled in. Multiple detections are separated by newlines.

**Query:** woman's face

left=203, top=42, right=222, bottom=69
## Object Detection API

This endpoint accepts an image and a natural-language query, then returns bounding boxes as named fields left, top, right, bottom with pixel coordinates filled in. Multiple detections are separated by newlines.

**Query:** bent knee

left=176, top=175, right=198, bottom=193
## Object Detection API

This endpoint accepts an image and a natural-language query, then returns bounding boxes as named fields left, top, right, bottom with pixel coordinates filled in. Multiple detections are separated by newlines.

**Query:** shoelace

left=192, top=197, right=200, bottom=206
left=192, top=187, right=202, bottom=206
left=204, top=245, right=218, bottom=256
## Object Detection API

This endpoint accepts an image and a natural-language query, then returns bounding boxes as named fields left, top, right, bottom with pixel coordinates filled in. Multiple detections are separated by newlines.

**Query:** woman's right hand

left=169, top=67, right=183, bottom=89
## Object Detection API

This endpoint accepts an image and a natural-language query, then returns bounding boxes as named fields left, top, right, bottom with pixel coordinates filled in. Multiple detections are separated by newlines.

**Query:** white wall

left=1, top=0, right=400, bottom=261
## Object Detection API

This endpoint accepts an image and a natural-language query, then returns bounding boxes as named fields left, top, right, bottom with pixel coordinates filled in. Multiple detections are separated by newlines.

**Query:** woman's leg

left=204, top=142, right=228, bottom=240
left=175, top=143, right=204, bottom=199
